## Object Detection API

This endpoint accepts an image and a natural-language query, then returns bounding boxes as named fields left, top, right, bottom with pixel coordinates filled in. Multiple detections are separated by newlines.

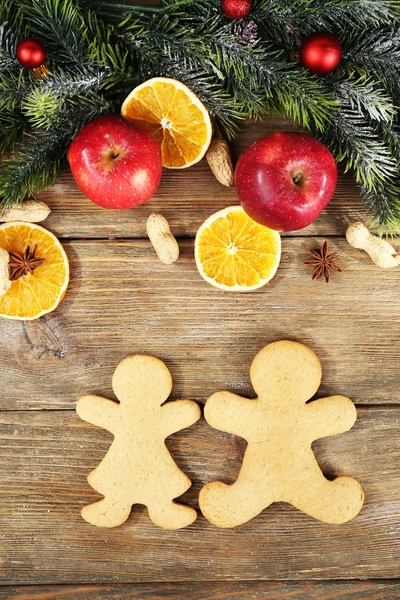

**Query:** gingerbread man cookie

left=77, top=355, right=201, bottom=529
left=199, top=340, right=364, bottom=527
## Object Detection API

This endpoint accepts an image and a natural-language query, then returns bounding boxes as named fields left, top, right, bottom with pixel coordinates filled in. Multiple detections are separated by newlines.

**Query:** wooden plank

left=1, top=238, right=399, bottom=409
left=1, top=581, right=400, bottom=599
left=39, top=118, right=372, bottom=240
left=0, top=407, right=399, bottom=584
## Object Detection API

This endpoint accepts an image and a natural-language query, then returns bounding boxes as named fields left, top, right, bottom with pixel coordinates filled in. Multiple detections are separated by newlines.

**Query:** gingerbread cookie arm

left=205, top=391, right=262, bottom=439
left=161, top=400, right=201, bottom=437
left=77, top=395, right=119, bottom=434
left=306, top=395, right=357, bottom=440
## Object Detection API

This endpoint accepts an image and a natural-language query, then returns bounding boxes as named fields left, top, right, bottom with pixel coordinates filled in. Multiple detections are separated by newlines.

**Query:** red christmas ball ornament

left=300, top=32, right=342, bottom=75
left=16, top=37, right=46, bottom=69
left=221, top=0, right=252, bottom=20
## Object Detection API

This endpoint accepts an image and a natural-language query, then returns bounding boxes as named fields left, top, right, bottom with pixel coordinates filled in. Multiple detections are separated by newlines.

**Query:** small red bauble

left=300, top=32, right=342, bottom=75
left=221, top=0, right=252, bottom=20
left=16, top=37, right=46, bottom=69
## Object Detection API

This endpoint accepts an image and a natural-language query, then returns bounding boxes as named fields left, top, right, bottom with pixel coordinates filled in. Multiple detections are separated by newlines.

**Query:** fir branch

left=0, top=96, right=110, bottom=208
left=41, top=65, right=113, bottom=97
left=267, top=62, right=338, bottom=131
left=76, top=0, right=104, bottom=12
left=201, top=21, right=337, bottom=128
left=0, top=105, right=25, bottom=153
left=0, top=0, right=26, bottom=39
left=100, top=0, right=196, bottom=17
left=158, top=60, right=242, bottom=138
left=377, top=120, right=400, bottom=162
left=363, top=180, right=400, bottom=232
left=86, top=14, right=133, bottom=81
left=115, top=14, right=243, bottom=135
left=253, top=0, right=400, bottom=47
left=0, top=24, right=20, bottom=72
left=0, top=70, right=32, bottom=111
left=0, top=132, right=68, bottom=208
left=17, top=0, right=132, bottom=81
left=21, top=88, right=62, bottom=130
left=320, top=72, right=398, bottom=192
left=322, top=109, right=397, bottom=189
left=17, top=0, right=89, bottom=66
left=116, top=11, right=337, bottom=133
left=342, top=25, right=400, bottom=100
left=0, top=0, right=28, bottom=74
left=330, top=72, right=395, bottom=125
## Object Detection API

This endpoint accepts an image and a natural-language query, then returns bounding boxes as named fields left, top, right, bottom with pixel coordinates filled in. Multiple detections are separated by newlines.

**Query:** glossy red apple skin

left=68, top=114, right=162, bottom=209
left=235, top=132, right=338, bottom=232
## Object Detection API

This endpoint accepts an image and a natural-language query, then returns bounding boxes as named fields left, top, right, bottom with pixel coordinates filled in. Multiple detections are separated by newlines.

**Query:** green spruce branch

left=0, top=95, right=111, bottom=208
left=342, top=25, right=400, bottom=101
left=0, top=105, right=25, bottom=153
left=253, top=0, right=399, bottom=47
left=17, top=0, right=89, bottom=66
left=363, top=180, right=400, bottom=232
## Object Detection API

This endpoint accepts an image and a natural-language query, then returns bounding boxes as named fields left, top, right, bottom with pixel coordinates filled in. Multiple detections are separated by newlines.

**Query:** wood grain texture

left=1, top=581, right=400, bottom=599
left=0, top=239, right=399, bottom=409
left=0, top=407, right=399, bottom=584
left=2, top=0, right=399, bottom=592
left=38, top=118, right=372, bottom=240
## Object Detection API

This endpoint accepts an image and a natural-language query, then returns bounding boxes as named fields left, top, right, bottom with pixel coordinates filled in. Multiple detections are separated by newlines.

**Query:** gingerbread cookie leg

left=147, top=501, right=197, bottom=530
left=82, top=497, right=131, bottom=528
left=200, top=476, right=273, bottom=528
left=289, top=470, right=364, bottom=524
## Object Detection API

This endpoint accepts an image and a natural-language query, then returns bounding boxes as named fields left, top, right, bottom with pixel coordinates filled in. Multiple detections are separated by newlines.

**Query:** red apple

left=68, top=114, right=162, bottom=209
left=235, top=132, right=337, bottom=231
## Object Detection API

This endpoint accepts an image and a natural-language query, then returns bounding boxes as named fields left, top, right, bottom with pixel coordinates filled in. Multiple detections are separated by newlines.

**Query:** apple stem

left=105, top=134, right=119, bottom=158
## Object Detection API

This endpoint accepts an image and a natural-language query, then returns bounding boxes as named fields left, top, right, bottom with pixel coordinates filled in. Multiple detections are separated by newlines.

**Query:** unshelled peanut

left=206, top=138, right=235, bottom=187
left=146, top=213, right=179, bottom=265
left=0, top=248, right=11, bottom=295
left=1, top=200, right=51, bottom=223
left=346, top=222, right=400, bottom=268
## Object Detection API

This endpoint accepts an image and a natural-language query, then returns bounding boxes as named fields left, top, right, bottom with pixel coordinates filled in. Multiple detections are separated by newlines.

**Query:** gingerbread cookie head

left=112, top=355, right=172, bottom=414
left=250, top=340, right=322, bottom=405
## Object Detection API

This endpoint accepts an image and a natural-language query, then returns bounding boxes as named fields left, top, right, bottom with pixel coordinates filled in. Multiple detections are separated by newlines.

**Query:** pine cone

left=232, top=20, right=259, bottom=45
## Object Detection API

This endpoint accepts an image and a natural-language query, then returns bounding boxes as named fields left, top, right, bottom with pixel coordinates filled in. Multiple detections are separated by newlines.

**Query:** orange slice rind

left=121, top=77, right=212, bottom=169
left=195, top=206, right=281, bottom=292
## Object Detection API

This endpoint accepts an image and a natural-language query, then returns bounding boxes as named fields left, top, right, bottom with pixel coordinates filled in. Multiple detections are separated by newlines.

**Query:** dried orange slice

left=0, top=222, right=69, bottom=320
left=121, top=77, right=212, bottom=168
left=195, top=206, right=281, bottom=292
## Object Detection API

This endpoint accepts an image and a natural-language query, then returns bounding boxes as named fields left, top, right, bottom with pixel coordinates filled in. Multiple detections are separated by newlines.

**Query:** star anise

left=9, top=245, right=45, bottom=281
left=304, top=240, right=343, bottom=283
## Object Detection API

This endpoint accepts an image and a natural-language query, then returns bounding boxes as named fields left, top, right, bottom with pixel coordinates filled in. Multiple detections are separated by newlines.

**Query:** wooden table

left=1, top=117, right=399, bottom=599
